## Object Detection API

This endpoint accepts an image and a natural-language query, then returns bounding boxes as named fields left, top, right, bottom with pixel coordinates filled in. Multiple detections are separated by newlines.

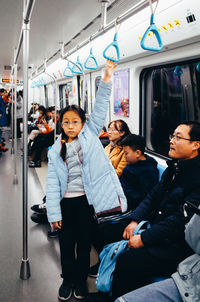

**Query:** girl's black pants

left=59, top=195, right=93, bottom=285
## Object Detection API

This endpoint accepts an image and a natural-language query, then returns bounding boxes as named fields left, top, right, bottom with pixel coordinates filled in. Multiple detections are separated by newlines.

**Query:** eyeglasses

left=62, top=121, right=82, bottom=127
left=169, top=134, right=191, bottom=142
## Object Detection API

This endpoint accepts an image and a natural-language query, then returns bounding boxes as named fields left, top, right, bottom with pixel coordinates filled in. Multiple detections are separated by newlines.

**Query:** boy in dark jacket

left=120, top=134, right=159, bottom=210
left=89, top=134, right=159, bottom=277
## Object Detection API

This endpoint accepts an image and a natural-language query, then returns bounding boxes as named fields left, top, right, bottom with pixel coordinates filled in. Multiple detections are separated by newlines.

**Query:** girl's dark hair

left=108, top=119, right=131, bottom=145
left=60, top=105, right=86, bottom=161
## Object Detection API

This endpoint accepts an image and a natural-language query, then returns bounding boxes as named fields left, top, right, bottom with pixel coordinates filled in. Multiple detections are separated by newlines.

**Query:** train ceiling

left=0, top=0, right=146, bottom=84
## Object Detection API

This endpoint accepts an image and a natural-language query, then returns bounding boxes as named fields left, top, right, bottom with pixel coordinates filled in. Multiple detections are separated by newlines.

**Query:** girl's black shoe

left=58, top=281, right=72, bottom=301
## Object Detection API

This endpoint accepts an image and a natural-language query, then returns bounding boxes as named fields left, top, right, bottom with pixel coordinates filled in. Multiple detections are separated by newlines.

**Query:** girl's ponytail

left=60, top=129, right=68, bottom=161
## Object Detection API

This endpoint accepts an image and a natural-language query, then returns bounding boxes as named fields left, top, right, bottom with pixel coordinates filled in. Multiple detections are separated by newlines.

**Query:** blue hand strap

left=103, top=33, right=120, bottom=62
left=174, top=65, right=183, bottom=76
left=84, top=48, right=98, bottom=70
left=140, top=13, right=163, bottom=52
left=196, top=62, right=200, bottom=72
left=63, top=62, right=74, bottom=78
left=133, top=220, right=151, bottom=235
left=72, top=56, right=84, bottom=74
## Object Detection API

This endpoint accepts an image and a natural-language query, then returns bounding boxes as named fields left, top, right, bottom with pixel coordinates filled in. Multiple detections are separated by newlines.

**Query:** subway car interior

left=0, top=0, right=200, bottom=301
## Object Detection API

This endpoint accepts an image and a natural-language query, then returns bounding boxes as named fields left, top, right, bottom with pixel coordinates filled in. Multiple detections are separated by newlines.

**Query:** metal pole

left=11, top=75, right=14, bottom=155
left=100, top=0, right=109, bottom=29
left=20, top=20, right=30, bottom=280
left=54, top=83, right=57, bottom=142
left=82, top=74, right=86, bottom=111
left=13, top=63, right=18, bottom=184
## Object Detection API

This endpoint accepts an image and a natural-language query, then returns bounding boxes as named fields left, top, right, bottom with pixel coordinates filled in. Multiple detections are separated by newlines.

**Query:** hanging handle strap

left=63, top=62, right=74, bottom=78
left=84, top=48, right=99, bottom=70
left=103, top=19, right=121, bottom=62
left=72, top=56, right=84, bottom=74
left=140, top=0, right=163, bottom=52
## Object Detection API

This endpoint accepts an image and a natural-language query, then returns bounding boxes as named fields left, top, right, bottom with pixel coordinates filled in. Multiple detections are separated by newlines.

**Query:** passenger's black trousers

left=112, top=247, right=182, bottom=300
left=59, top=195, right=93, bottom=284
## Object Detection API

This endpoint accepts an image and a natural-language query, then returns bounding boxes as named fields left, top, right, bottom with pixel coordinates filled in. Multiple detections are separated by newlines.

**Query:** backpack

left=96, top=220, right=150, bottom=294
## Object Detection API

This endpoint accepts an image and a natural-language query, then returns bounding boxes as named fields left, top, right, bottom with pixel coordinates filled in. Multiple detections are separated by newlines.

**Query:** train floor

left=0, top=129, right=98, bottom=302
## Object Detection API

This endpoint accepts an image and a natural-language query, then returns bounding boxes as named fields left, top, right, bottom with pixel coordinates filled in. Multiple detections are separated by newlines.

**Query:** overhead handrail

left=103, top=20, right=121, bottom=62
left=196, top=62, right=200, bottom=72
left=84, top=48, right=98, bottom=70
left=174, top=65, right=183, bottom=76
left=140, top=0, right=163, bottom=52
left=63, top=62, right=74, bottom=77
left=72, top=56, right=84, bottom=74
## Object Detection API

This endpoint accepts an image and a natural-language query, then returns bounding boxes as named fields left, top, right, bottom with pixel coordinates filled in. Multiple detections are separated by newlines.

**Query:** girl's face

left=62, top=110, right=84, bottom=142
left=107, top=122, right=125, bottom=144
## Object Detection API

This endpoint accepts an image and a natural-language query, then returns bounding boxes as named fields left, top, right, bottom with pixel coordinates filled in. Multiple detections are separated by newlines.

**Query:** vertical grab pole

left=82, top=73, right=86, bottom=112
left=54, top=82, right=57, bottom=142
left=11, top=74, right=14, bottom=155
left=13, top=63, right=18, bottom=184
left=20, top=20, right=31, bottom=280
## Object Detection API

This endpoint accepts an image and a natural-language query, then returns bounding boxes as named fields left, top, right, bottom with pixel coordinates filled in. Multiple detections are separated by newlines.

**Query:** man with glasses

left=110, top=121, right=200, bottom=300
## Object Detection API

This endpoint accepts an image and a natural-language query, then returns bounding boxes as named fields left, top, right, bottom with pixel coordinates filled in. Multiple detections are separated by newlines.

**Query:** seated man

left=115, top=204, right=200, bottom=302
left=111, top=121, right=200, bottom=299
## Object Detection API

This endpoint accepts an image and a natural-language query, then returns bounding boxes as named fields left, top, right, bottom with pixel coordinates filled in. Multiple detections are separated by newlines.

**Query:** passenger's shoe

left=58, top=281, right=72, bottom=301
left=47, top=228, right=60, bottom=238
left=29, top=160, right=41, bottom=168
left=88, top=262, right=99, bottom=278
left=31, top=203, right=46, bottom=214
left=74, top=282, right=88, bottom=300
left=30, top=212, right=48, bottom=224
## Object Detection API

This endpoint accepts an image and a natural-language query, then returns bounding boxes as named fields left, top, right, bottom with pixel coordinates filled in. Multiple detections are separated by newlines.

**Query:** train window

left=141, top=59, right=200, bottom=157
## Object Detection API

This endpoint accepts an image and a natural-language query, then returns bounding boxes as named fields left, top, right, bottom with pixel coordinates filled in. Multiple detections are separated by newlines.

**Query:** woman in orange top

left=105, top=120, right=131, bottom=177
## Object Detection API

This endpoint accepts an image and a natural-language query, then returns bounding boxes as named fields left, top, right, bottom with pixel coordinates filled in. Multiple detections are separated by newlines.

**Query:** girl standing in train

left=46, top=60, right=127, bottom=301
left=105, top=120, right=130, bottom=177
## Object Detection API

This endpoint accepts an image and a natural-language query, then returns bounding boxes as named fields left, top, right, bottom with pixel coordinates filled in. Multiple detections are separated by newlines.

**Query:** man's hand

left=123, top=221, right=138, bottom=240
left=52, top=220, right=62, bottom=230
left=128, top=235, right=144, bottom=249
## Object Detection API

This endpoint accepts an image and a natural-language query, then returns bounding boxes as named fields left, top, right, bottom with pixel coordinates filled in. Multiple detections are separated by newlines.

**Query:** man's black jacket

left=131, top=154, right=200, bottom=260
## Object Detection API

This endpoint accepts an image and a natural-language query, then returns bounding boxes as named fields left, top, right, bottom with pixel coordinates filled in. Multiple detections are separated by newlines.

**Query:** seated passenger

left=29, top=110, right=60, bottom=168
left=110, top=121, right=200, bottom=299
left=115, top=205, right=200, bottom=302
left=120, top=134, right=159, bottom=210
left=105, top=120, right=131, bottom=177
left=28, top=107, right=54, bottom=149
left=89, top=134, right=159, bottom=277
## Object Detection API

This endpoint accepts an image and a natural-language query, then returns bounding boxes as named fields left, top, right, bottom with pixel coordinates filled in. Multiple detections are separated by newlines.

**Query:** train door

left=58, top=82, right=72, bottom=109
left=141, top=58, right=200, bottom=158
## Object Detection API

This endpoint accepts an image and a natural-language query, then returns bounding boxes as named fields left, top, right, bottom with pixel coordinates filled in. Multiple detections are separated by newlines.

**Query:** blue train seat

left=157, top=164, right=166, bottom=181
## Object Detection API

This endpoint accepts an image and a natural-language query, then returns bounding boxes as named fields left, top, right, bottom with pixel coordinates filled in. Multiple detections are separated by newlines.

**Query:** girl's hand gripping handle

left=103, top=60, right=117, bottom=83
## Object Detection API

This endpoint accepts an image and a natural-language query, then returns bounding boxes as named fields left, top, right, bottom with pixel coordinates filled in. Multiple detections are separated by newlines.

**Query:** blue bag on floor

left=96, top=220, right=150, bottom=294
